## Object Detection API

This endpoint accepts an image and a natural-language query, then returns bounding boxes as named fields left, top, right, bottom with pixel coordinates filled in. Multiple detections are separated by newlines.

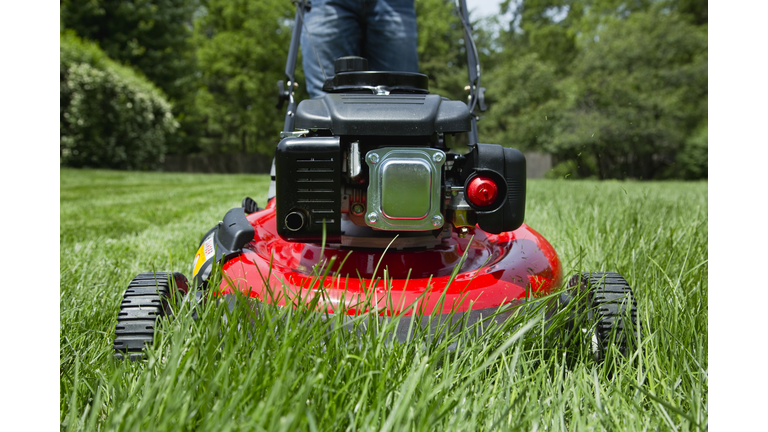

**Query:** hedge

left=60, top=32, right=179, bottom=170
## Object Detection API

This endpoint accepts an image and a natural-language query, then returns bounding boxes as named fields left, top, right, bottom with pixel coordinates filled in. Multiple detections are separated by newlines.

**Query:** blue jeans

left=300, top=0, right=419, bottom=98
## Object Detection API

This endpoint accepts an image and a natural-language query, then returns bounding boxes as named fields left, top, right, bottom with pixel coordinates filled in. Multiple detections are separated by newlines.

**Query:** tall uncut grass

left=60, top=169, right=707, bottom=431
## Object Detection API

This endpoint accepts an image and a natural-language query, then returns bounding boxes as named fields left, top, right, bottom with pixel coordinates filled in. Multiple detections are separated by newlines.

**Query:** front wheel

left=567, top=272, right=639, bottom=362
left=113, top=272, right=188, bottom=360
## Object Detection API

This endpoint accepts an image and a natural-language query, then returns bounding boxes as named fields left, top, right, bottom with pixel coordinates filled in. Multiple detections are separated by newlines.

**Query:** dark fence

left=163, top=152, right=552, bottom=178
left=163, top=153, right=273, bottom=174
left=526, top=152, right=553, bottom=179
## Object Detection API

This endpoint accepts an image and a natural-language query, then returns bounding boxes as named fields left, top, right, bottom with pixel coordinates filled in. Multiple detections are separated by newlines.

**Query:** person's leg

left=363, top=0, right=419, bottom=73
left=300, top=0, right=365, bottom=98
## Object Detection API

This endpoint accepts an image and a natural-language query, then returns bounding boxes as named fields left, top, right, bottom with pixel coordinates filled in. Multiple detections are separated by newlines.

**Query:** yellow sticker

left=192, top=244, right=205, bottom=277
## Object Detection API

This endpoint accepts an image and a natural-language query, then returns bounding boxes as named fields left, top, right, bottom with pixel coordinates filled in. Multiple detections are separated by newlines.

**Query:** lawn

left=60, top=168, right=707, bottom=431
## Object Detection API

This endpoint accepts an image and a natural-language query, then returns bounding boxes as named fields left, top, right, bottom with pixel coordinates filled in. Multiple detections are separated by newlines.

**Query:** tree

left=415, top=0, right=498, bottom=150
left=479, top=52, right=560, bottom=151
left=416, top=0, right=478, bottom=102
left=483, top=0, right=707, bottom=179
left=191, top=0, right=490, bottom=156
left=479, top=0, right=577, bottom=152
left=61, top=0, right=199, bottom=102
left=192, top=0, right=299, bottom=155
left=549, top=9, right=707, bottom=179
left=672, top=0, right=707, bottom=26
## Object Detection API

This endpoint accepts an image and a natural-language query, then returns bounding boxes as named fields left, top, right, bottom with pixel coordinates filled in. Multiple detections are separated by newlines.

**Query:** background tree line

left=60, top=0, right=707, bottom=179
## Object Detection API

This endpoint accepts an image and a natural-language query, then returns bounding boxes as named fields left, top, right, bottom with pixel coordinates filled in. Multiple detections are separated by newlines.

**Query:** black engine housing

left=275, top=136, right=342, bottom=243
left=275, top=64, right=526, bottom=243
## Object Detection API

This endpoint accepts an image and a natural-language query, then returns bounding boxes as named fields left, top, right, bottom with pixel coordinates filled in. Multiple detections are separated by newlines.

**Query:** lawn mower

left=113, top=0, right=638, bottom=361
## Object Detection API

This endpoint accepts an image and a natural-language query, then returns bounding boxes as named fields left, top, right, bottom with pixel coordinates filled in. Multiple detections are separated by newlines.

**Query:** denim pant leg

left=300, top=0, right=418, bottom=98
left=364, top=0, right=419, bottom=74
left=301, top=0, right=364, bottom=98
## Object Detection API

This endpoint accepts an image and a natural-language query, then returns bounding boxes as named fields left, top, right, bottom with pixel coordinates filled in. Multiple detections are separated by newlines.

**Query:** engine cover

left=364, top=147, right=445, bottom=231
left=294, top=93, right=471, bottom=136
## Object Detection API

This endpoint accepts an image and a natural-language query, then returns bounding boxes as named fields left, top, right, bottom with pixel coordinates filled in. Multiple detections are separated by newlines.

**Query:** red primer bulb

left=467, top=176, right=498, bottom=207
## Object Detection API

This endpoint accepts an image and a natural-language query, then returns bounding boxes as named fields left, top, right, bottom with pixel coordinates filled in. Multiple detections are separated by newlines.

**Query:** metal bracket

left=279, top=129, right=309, bottom=138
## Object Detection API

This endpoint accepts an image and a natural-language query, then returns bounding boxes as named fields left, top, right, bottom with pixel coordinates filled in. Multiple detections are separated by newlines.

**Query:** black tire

left=113, top=272, right=188, bottom=360
left=242, top=197, right=262, bottom=214
left=567, top=272, right=639, bottom=361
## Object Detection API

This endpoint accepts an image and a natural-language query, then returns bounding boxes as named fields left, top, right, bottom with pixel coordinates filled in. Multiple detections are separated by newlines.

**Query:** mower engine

left=275, top=57, right=526, bottom=246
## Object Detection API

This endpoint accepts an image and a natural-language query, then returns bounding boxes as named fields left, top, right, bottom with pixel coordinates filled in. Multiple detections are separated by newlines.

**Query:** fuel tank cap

left=334, top=56, right=368, bottom=73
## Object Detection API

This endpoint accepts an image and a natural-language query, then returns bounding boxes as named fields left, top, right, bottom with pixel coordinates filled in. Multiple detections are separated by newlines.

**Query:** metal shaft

left=458, top=0, right=479, bottom=145
left=282, top=1, right=308, bottom=133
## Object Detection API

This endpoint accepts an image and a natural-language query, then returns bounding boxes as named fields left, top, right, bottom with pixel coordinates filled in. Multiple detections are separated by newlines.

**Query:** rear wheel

left=242, top=196, right=262, bottom=214
left=567, top=272, right=639, bottom=361
left=113, top=272, right=188, bottom=360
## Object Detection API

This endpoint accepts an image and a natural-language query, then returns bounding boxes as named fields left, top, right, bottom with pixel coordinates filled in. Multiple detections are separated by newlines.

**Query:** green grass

left=60, top=168, right=707, bottom=431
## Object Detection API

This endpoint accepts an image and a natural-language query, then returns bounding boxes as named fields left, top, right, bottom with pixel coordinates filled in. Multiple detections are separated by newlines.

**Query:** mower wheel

left=242, top=197, right=262, bottom=214
left=113, top=272, right=188, bottom=361
left=567, top=272, right=639, bottom=361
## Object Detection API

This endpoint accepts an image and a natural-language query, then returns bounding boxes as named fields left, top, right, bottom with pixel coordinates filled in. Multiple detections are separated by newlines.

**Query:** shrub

left=60, top=32, right=179, bottom=170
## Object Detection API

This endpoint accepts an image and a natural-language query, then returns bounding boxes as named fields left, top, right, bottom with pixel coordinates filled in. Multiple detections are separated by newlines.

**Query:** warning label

left=193, top=235, right=216, bottom=277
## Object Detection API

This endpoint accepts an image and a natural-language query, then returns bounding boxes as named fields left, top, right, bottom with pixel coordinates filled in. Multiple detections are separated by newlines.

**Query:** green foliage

left=61, top=0, right=199, bottom=102
left=483, top=1, right=707, bottom=179
left=416, top=0, right=498, bottom=151
left=416, top=0, right=469, bottom=101
left=550, top=10, right=708, bottom=179
left=189, top=0, right=486, bottom=156
left=479, top=52, right=559, bottom=151
left=192, top=0, right=300, bottom=155
left=669, top=0, right=708, bottom=25
left=61, top=0, right=203, bottom=154
left=58, top=0, right=708, bottom=179
left=60, top=32, right=179, bottom=170
left=677, top=117, right=708, bottom=179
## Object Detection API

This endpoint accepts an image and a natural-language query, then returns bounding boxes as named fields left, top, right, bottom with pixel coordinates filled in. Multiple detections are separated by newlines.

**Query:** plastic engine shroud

left=217, top=199, right=563, bottom=316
